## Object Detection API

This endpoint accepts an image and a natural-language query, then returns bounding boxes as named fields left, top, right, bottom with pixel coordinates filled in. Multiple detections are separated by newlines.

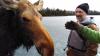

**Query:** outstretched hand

left=65, top=21, right=81, bottom=30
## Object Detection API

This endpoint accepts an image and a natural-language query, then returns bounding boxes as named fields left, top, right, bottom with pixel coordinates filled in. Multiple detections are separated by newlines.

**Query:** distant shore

left=40, top=8, right=100, bottom=16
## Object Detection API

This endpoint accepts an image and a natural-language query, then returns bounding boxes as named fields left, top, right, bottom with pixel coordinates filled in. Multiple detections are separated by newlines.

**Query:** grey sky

left=29, top=0, right=100, bottom=11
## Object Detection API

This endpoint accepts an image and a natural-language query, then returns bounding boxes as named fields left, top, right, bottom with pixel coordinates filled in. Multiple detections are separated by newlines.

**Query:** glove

left=65, top=21, right=82, bottom=30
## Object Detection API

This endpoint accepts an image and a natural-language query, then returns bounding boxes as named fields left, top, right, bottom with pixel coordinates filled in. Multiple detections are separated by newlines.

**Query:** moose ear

left=33, top=0, right=43, bottom=11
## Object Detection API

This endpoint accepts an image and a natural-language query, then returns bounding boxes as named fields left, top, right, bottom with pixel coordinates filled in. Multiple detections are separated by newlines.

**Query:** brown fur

left=18, top=2, right=54, bottom=56
left=0, top=0, right=54, bottom=56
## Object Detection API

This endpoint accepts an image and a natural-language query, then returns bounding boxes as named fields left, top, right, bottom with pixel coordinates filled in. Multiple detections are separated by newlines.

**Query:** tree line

left=39, top=8, right=100, bottom=16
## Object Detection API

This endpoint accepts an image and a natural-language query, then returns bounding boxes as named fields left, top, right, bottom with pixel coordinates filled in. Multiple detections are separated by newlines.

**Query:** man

left=66, top=3, right=98, bottom=56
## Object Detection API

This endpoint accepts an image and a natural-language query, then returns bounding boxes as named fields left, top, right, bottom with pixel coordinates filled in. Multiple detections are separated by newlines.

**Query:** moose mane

left=0, top=7, right=34, bottom=56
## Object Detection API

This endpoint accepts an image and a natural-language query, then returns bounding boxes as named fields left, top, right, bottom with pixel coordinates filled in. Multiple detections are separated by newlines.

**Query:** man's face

left=75, top=8, right=87, bottom=22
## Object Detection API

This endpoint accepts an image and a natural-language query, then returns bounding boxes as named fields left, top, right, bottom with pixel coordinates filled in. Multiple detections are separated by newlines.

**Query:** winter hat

left=76, top=3, right=89, bottom=14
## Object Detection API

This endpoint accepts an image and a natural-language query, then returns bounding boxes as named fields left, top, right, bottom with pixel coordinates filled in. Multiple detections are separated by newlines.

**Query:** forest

left=39, top=8, right=100, bottom=16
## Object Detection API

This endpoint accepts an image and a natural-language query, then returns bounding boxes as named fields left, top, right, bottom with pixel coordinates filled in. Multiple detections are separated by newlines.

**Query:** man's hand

left=65, top=21, right=82, bottom=30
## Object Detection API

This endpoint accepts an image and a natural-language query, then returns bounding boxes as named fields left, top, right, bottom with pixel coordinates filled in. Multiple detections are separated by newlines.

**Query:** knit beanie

left=77, top=3, right=89, bottom=14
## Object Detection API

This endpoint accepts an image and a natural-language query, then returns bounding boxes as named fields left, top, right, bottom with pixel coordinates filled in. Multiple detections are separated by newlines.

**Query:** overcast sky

left=29, top=0, right=100, bottom=11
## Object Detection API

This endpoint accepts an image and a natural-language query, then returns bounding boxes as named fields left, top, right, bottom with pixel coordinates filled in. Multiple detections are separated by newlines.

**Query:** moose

left=0, top=0, right=54, bottom=56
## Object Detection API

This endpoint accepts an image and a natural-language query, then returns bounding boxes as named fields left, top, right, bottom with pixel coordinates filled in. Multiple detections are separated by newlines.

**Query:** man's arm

left=65, top=21, right=100, bottom=43
left=88, top=24, right=99, bottom=31
left=79, top=26, right=100, bottom=43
